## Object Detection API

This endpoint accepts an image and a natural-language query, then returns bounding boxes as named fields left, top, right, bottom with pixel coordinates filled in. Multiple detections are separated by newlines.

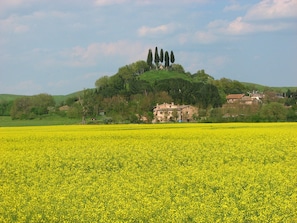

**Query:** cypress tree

left=160, top=49, right=164, bottom=63
left=170, top=51, right=175, bottom=64
left=147, top=49, right=153, bottom=68
left=154, top=46, right=159, bottom=69
left=165, top=51, right=169, bottom=68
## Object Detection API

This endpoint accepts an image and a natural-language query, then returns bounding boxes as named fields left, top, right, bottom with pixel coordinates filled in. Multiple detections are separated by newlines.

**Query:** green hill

left=1, top=71, right=296, bottom=103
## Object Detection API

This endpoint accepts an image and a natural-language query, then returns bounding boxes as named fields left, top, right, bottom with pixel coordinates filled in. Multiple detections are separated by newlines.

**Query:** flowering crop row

left=0, top=123, right=296, bottom=222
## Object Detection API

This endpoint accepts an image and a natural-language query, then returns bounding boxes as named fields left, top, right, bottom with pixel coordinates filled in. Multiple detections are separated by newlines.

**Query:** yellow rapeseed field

left=0, top=123, right=296, bottom=222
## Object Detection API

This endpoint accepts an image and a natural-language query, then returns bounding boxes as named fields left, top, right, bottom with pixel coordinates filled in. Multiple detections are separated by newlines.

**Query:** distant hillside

left=241, top=82, right=297, bottom=92
left=0, top=94, right=23, bottom=102
left=52, top=91, right=84, bottom=105
left=0, top=92, right=81, bottom=105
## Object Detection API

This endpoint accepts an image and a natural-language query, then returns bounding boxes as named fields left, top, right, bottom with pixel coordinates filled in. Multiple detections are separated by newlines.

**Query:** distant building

left=152, top=102, right=198, bottom=123
left=226, top=94, right=245, bottom=103
left=226, top=93, right=262, bottom=105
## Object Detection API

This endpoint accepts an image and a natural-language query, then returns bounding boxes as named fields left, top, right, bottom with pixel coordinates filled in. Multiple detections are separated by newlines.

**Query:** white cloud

left=224, top=16, right=292, bottom=35
left=22, top=10, right=73, bottom=20
left=0, top=0, right=38, bottom=13
left=0, top=0, right=26, bottom=10
left=202, top=2, right=296, bottom=38
left=0, top=80, right=42, bottom=95
left=206, top=1, right=297, bottom=37
left=138, top=24, right=176, bottom=37
left=14, top=24, right=29, bottom=33
left=245, top=0, right=297, bottom=20
left=0, top=10, right=72, bottom=36
left=94, top=0, right=208, bottom=6
left=223, top=1, right=248, bottom=12
left=194, top=31, right=218, bottom=44
left=0, top=15, right=30, bottom=34
left=225, top=17, right=254, bottom=35
left=61, top=41, right=148, bottom=67
left=94, top=0, right=128, bottom=6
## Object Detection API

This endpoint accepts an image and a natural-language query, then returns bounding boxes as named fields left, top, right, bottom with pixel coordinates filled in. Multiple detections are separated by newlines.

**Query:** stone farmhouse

left=226, top=93, right=263, bottom=105
left=152, top=102, right=198, bottom=123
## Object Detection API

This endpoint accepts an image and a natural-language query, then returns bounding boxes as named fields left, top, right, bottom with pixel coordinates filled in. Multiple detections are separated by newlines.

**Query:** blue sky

left=0, top=0, right=296, bottom=95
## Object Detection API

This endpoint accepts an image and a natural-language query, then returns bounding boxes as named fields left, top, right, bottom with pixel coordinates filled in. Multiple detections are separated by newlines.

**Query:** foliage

left=192, top=69, right=214, bottom=84
left=155, top=78, right=221, bottom=108
left=260, top=102, right=287, bottom=121
left=171, top=64, right=185, bottom=73
left=0, top=100, right=13, bottom=116
left=95, top=75, right=110, bottom=89
left=10, top=94, right=55, bottom=119
left=213, top=78, right=248, bottom=95
left=1, top=123, right=296, bottom=222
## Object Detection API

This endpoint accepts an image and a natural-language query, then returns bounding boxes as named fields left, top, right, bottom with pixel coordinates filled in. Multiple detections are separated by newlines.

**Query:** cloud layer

left=1, top=0, right=296, bottom=95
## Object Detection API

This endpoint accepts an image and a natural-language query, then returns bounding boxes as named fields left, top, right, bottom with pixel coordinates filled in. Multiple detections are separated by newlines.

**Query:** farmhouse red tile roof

left=226, top=94, right=245, bottom=99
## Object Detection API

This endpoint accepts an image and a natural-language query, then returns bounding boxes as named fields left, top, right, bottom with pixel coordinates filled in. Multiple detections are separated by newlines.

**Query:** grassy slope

left=139, top=70, right=193, bottom=84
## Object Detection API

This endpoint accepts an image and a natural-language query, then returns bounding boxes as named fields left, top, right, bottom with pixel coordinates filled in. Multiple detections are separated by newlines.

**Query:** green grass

left=0, top=115, right=81, bottom=127
left=139, top=70, right=193, bottom=84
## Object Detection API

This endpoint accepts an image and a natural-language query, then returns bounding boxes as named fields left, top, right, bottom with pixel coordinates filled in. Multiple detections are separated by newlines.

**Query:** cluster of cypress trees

left=147, top=47, right=175, bottom=69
